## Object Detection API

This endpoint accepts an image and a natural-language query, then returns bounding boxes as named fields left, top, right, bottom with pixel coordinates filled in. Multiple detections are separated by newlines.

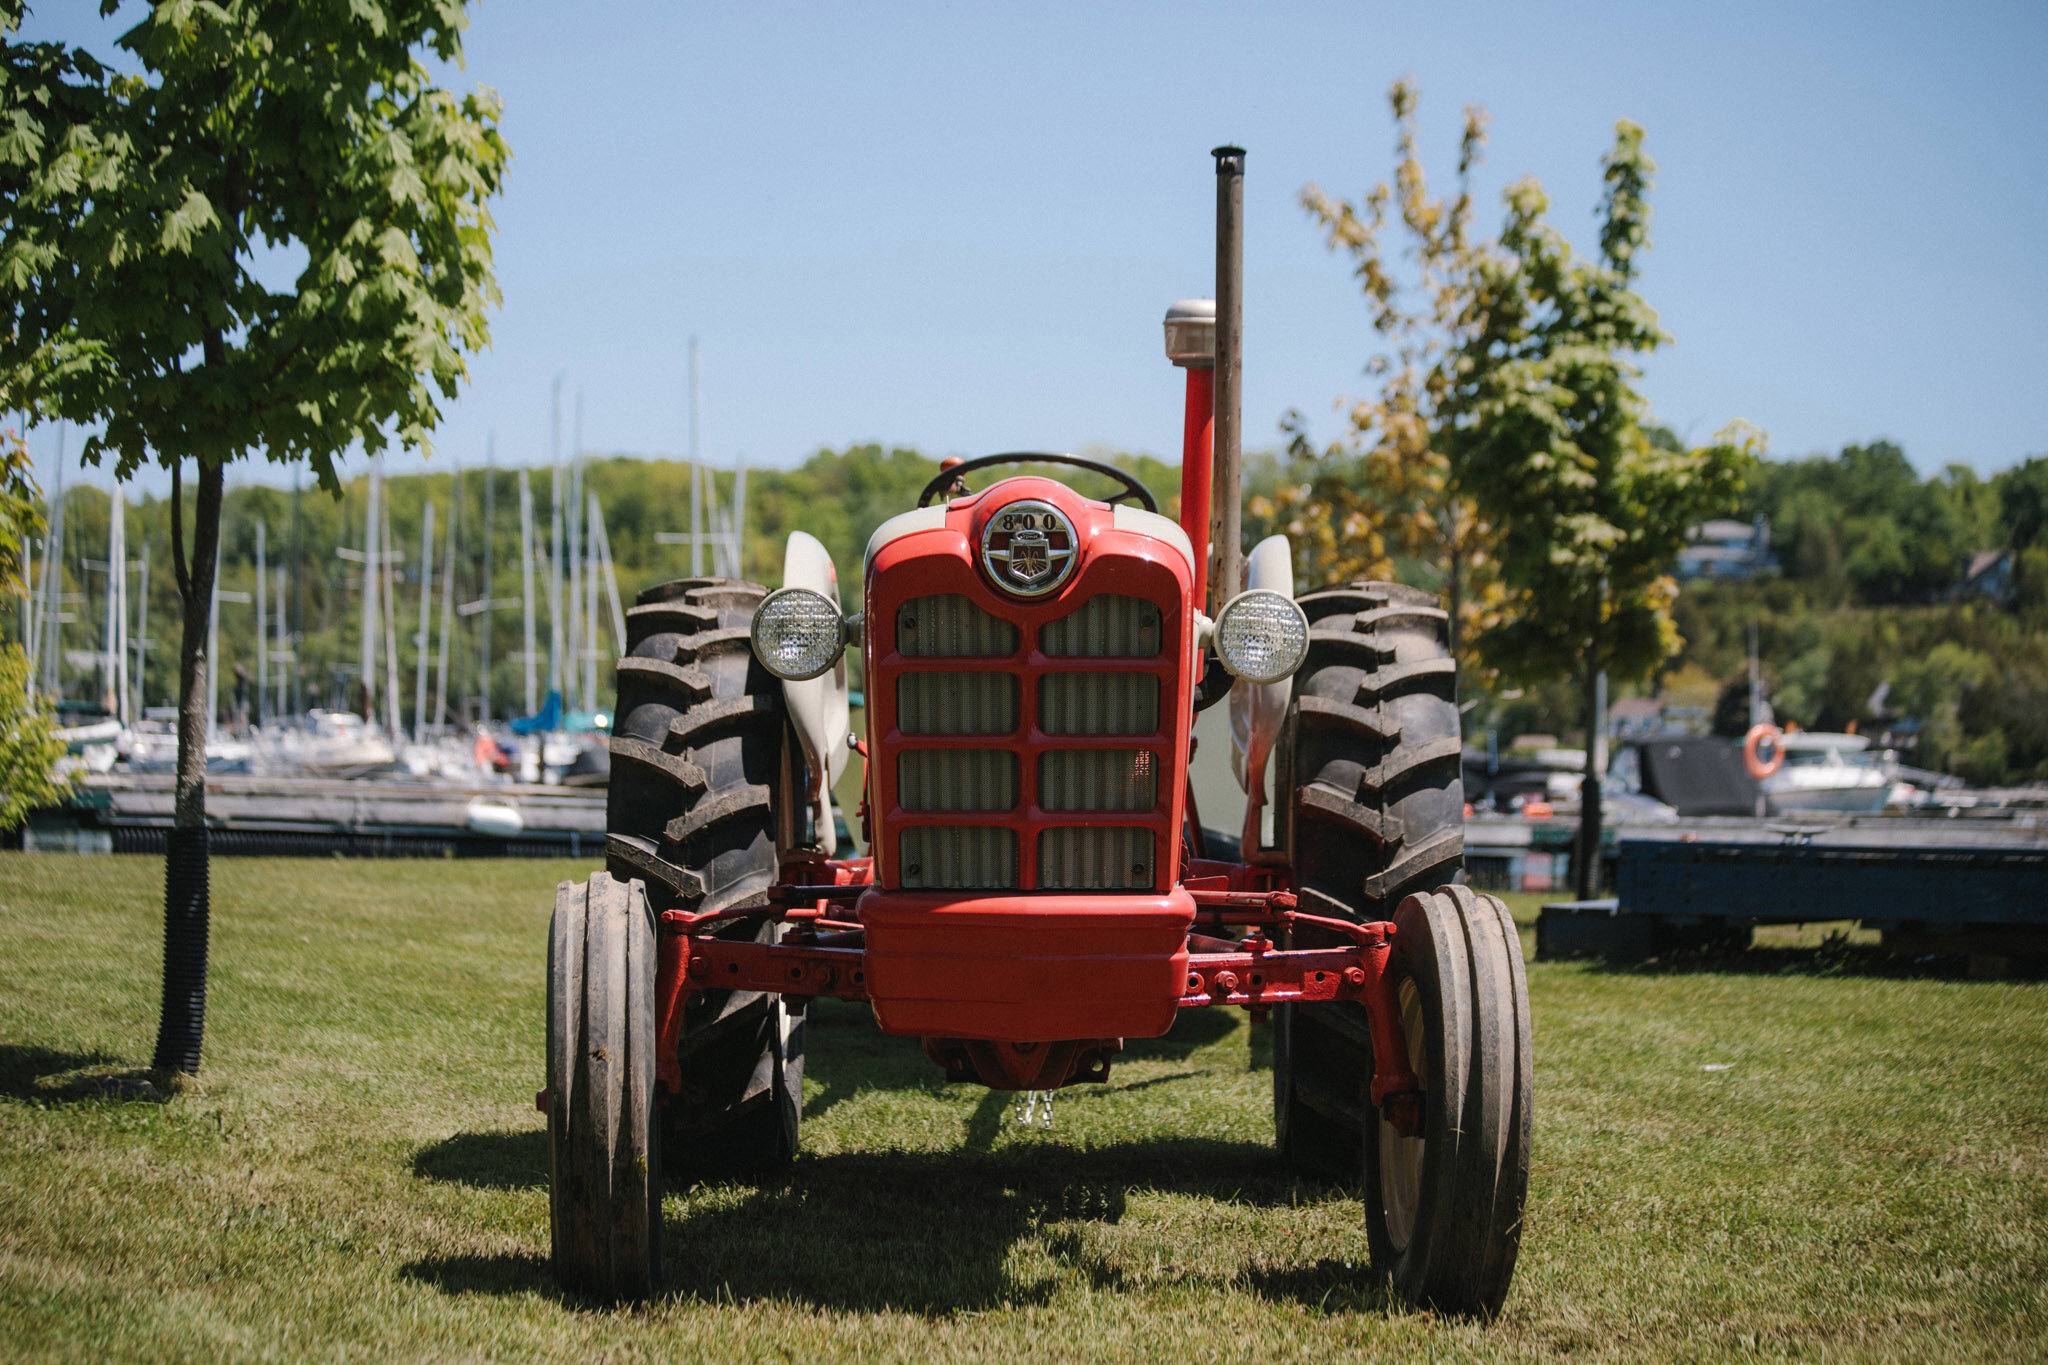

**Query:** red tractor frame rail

left=651, top=862, right=1426, bottom=1137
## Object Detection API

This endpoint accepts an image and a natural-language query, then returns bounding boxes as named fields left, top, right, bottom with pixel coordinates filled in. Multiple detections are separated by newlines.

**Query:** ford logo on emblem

left=980, top=500, right=1076, bottom=597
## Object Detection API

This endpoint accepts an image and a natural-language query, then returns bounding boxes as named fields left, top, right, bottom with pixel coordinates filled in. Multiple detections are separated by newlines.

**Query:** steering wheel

left=916, top=451, right=1158, bottom=512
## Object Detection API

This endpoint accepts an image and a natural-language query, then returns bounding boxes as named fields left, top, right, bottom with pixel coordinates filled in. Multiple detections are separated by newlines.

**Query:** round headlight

left=750, top=588, right=846, bottom=681
left=1213, top=589, right=1309, bottom=684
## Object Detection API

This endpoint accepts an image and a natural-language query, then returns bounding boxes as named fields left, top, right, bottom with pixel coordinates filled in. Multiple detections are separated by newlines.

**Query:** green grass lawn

left=0, top=855, right=2042, bottom=1362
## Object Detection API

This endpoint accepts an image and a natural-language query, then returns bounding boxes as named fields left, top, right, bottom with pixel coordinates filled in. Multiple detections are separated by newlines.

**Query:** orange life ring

left=1743, top=723, right=1784, bottom=779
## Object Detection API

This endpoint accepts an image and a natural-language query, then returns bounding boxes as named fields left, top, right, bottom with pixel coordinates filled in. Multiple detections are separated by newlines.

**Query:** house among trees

left=1677, top=516, right=1776, bottom=581
left=1952, top=549, right=2014, bottom=604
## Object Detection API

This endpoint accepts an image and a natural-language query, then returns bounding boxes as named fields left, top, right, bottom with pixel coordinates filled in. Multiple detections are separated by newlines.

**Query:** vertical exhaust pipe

left=1210, top=146, right=1245, bottom=616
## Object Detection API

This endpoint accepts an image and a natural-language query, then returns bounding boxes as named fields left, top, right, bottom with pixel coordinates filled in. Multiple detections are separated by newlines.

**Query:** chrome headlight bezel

left=1212, top=588, right=1309, bottom=684
left=750, top=587, right=847, bottom=681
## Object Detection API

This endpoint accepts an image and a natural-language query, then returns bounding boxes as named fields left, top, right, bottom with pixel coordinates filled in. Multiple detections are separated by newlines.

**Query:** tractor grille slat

left=900, top=826, right=1018, bottom=890
left=898, top=594, right=1017, bottom=658
left=1038, top=672, right=1159, bottom=735
left=898, top=749, right=1018, bottom=812
left=1038, top=827, right=1155, bottom=890
left=897, top=672, right=1017, bottom=735
left=1040, top=749, right=1157, bottom=812
left=1039, top=594, right=1161, bottom=658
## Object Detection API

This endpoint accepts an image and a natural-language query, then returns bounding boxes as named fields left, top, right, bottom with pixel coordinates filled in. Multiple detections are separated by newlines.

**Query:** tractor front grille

left=1038, top=826, right=1156, bottom=890
left=882, top=589, right=1177, bottom=892
left=898, top=749, right=1018, bottom=812
left=900, top=826, right=1018, bottom=890
left=1039, top=748, right=1156, bottom=811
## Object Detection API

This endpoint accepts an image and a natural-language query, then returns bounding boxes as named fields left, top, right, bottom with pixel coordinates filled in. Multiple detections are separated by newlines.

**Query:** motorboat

left=1761, top=732, right=1892, bottom=813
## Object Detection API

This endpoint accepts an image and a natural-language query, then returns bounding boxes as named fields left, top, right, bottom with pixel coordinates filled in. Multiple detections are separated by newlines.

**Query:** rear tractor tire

left=1269, top=581, right=1531, bottom=1316
left=603, top=577, right=803, bottom=1174
left=547, top=872, right=663, bottom=1301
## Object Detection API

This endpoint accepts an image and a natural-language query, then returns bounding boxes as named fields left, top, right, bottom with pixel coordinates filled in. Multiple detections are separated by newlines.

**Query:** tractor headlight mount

left=1212, top=589, right=1309, bottom=684
left=751, top=587, right=847, bottom=681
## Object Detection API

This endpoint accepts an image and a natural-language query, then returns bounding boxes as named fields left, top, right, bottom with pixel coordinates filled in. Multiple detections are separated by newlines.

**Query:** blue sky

left=16, top=1, right=2048, bottom=495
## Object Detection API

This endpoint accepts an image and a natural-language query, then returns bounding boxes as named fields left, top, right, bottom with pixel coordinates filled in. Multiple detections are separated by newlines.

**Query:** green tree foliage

left=1272, top=80, right=1505, bottom=666
left=0, top=1, right=505, bottom=1074
left=1452, top=123, right=1755, bottom=692
left=1439, top=113, right=1753, bottom=894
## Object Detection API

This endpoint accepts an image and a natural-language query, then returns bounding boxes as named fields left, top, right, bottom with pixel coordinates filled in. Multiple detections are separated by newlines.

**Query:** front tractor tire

left=604, top=577, right=803, bottom=1174
left=547, top=873, right=663, bottom=1301
left=1271, top=582, right=1532, bottom=1316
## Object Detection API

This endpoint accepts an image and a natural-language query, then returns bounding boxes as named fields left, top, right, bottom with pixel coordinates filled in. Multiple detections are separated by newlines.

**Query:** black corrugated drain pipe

left=151, top=824, right=211, bottom=1075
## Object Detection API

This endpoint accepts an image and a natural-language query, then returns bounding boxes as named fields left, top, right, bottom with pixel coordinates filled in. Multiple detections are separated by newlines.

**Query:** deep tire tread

left=604, top=577, right=802, bottom=1175
left=1272, top=579, right=1476, bottom=1252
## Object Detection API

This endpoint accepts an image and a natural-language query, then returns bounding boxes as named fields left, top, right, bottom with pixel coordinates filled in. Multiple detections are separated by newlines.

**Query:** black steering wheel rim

left=915, top=451, right=1158, bottom=513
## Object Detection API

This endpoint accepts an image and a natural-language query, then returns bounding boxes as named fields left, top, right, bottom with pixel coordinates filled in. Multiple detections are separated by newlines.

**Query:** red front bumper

left=857, top=887, right=1195, bottom=1041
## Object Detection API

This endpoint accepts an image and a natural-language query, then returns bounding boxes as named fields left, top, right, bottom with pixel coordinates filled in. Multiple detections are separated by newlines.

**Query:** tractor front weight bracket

left=648, top=880, right=1424, bottom=1136
left=1180, top=892, right=1424, bottom=1136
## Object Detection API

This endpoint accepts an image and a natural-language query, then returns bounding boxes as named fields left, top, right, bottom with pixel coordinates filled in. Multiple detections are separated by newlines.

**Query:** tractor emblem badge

left=980, top=499, right=1076, bottom=597
left=1008, top=529, right=1050, bottom=581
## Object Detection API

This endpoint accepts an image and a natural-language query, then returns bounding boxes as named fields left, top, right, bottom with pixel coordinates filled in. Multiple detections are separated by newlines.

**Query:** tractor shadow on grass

left=412, top=1128, right=546, bottom=1189
left=794, top=998, right=1248, bottom=1125
left=407, top=1136, right=1377, bottom=1315
left=407, top=1006, right=1368, bottom=1315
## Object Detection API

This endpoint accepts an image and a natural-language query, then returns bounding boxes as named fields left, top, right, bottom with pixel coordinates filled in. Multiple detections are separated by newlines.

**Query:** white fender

left=1230, top=535, right=1295, bottom=852
left=779, top=531, right=851, bottom=854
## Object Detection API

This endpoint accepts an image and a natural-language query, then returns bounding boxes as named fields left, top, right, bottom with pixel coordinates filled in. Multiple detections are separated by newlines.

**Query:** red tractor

left=543, top=149, right=1532, bottom=1317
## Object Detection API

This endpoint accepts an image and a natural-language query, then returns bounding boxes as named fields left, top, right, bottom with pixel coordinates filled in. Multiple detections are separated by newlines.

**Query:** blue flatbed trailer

left=1539, top=814, right=2048, bottom=964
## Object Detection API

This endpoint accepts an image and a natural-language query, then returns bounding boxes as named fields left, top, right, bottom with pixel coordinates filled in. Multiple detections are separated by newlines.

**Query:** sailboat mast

left=254, top=518, right=266, bottom=726
left=583, top=491, right=599, bottom=707
left=115, top=491, right=128, bottom=723
left=206, top=538, right=219, bottom=745
left=569, top=393, right=583, bottom=712
left=731, top=454, right=747, bottom=578
left=519, top=467, right=536, bottom=716
left=413, top=498, right=434, bottom=741
left=362, top=455, right=382, bottom=722
left=273, top=572, right=286, bottom=720
left=689, top=337, right=703, bottom=577
left=592, top=497, right=627, bottom=659
left=105, top=484, right=128, bottom=723
left=288, top=471, right=302, bottom=716
left=39, top=422, right=65, bottom=699
left=480, top=433, right=495, bottom=724
left=434, top=464, right=459, bottom=730
left=380, top=495, right=402, bottom=741
left=135, top=537, right=149, bottom=715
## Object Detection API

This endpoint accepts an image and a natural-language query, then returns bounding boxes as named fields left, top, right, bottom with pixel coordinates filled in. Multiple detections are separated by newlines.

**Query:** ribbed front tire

left=604, top=577, right=802, bottom=1173
left=1273, top=581, right=1465, bottom=1179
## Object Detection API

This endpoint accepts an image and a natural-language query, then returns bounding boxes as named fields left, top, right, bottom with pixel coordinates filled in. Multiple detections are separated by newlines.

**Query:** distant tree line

left=1741, top=440, right=2046, bottom=606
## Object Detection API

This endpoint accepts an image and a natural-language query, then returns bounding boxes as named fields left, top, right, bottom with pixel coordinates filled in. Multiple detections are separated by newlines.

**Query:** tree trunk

left=1574, top=656, right=1603, bottom=901
left=152, top=459, right=223, bottom=1076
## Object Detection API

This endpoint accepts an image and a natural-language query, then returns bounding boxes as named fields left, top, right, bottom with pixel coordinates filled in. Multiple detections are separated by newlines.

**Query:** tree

left=1270, top=80, right=1504, bottom=667
left=0, top=424, right=67, bottom=827
left=1447, top=120, right=1756, bottom=897
left=1, top=2, right=507, bottom=1074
